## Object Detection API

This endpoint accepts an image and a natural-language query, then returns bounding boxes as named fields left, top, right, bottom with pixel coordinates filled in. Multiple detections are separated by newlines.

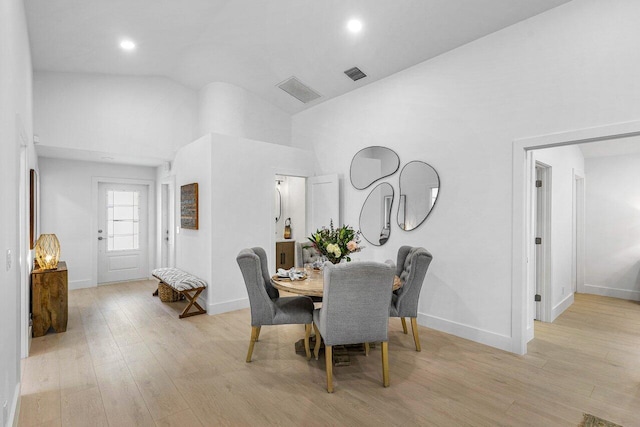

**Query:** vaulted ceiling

left=25, top=0, right=573, bottom=114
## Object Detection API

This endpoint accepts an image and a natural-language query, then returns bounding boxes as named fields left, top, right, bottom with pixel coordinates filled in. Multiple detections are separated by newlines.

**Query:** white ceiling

left=25, top=0, right=573, bottom=115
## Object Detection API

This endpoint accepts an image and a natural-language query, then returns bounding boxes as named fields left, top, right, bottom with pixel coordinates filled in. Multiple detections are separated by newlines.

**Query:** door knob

left=98, top=237, right=103, bottom=240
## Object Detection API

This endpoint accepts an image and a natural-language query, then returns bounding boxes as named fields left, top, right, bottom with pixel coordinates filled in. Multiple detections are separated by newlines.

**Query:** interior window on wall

left=107, top=190, right=140, bottom=251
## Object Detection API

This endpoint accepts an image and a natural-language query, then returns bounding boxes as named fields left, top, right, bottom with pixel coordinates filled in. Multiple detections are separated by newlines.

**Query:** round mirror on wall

left=397, top=161, right=440, bottom=231
left=350, top=146, right=400, bottom=190
left=359, top=183, right=394, bottom=246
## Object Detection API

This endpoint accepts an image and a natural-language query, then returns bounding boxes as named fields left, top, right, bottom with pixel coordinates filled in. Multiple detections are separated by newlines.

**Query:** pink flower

left=346, top=240, right=358, bottom=252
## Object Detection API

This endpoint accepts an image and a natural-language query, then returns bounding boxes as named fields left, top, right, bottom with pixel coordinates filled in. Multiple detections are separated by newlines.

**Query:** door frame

left=91, top=177, right=155, bottom=286
left=270, top=167, right=313, bottom=274
left=511, top=120, right=640, bottom=354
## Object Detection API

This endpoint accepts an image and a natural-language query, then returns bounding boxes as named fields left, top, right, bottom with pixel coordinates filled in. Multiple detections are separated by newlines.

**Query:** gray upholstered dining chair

left=389, top=246, right=433, bottom=352
left=296, top=241, right=322, bottom=268
left=313, top=261, right=395, bottom=393
left=236, top=247, right=314, bottom=362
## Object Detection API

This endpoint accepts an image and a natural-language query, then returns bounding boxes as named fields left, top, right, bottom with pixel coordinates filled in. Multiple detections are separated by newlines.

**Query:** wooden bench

left=151, top=268, right=207, bottom=318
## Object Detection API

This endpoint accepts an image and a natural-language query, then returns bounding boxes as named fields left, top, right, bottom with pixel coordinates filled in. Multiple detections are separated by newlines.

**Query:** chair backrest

left=394, top=246, right=433, bottom=317
left=237, top=248, right=277, bottom=326
left=318, top=261, right=395, bottom=346
left=250, top=246, right=279, bottom=299
left=297, top=241, right=322, bottom=267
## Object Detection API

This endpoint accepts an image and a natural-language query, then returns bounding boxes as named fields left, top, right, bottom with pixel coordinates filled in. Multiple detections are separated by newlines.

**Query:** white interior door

left=307, top=174, right=340, bottom=234
left=573, top=171, right=585, bottom=293
left=534, top=163, right=551, bottom=322
left=98, top=183, right=149, bottom=284
left=161, top=183, right=169, bottom=267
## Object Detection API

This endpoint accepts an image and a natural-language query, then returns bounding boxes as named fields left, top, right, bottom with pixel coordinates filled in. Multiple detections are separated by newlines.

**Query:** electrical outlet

left=5, top=250, right=11, bottom=271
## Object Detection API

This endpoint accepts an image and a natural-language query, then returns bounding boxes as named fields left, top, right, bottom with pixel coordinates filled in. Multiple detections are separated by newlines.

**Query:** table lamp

left=35, top=233, right=60, bottom=270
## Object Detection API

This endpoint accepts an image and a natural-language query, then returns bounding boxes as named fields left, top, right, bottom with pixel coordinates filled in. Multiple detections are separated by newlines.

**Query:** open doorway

left=274, top=175, right=306, bottom=270
left=512, top=120, right=640, bottom=354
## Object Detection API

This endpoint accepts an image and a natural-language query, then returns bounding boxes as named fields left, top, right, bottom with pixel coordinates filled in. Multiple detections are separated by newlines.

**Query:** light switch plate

left=5, top=250, right=11, bottom=271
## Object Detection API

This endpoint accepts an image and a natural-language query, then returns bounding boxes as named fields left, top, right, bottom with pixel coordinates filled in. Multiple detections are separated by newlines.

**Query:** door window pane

left=106, top=190, right=140, bottom=251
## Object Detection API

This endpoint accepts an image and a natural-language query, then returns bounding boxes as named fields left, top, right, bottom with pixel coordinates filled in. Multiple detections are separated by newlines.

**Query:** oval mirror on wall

left=397, top=161, right=439, bottom=231
left=275, top=187, right=282, bottom=222
left=359, top=182, right=394, bottom=246
left=350, top=146, right=400, bottom=190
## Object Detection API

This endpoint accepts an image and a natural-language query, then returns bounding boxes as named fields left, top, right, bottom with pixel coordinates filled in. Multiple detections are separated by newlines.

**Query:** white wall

left=584, top=153, right=640, bottom=300
left=39, top=158, right=157, bottom=290
left=0, top=0, right=33, bottom=423
left=169, top=135, right=213, bottom=306
left=164, top=133, right=315, bottom=314
left=199, top=82, right=292, bottom=146
left=34, top=71, right=198, bottom=160
left=533, top=145, right=585, bottom=321
left=292, top=0, right=640, bottom=351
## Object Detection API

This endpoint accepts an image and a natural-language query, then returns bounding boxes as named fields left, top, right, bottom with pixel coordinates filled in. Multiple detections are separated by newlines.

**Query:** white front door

left=98, top=183, right=149, bottom=284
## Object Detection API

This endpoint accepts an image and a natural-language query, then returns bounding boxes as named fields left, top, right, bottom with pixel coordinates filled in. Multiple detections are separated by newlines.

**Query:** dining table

left=270, top=268, right=402, bottom=298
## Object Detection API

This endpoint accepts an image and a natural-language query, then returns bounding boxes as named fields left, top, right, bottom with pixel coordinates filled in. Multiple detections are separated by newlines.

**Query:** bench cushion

left=152, top=268, right=207, bottom=291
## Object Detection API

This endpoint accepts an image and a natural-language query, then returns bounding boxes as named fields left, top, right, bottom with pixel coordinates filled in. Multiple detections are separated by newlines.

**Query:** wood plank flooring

left=19, top=282, right=640, bottom=426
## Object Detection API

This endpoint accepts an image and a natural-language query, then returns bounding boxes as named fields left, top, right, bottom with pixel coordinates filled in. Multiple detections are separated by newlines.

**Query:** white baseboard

left=551, top=293, right=574, bottom=322
left=417, top=312, right=512, bottom=352
left=583, top=284, right=640, bottom=301
left=207, top=297, right=250, bottom=315
left=10, top=382, right=20, bottom=427
left=69, top=279, right=93, bottom=290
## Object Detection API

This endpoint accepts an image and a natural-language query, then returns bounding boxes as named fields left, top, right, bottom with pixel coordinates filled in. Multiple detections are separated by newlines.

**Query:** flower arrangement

left=308, top=220, right=363, bottom=264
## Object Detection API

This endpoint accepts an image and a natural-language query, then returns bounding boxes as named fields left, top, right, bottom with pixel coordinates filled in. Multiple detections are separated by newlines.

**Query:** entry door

left=98, top=183, right=149, bottom=283
left=307, top=174, right=340, bottom=233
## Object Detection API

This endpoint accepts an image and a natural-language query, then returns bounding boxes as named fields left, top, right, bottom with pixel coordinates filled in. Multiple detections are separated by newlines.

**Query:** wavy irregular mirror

left=397, top=161, right=439, bottom=231
left=350, top=146, right=400, bottom=190
left=275, top=186, right=282, bottom=223
left=359, top=183, right=394, bottom=246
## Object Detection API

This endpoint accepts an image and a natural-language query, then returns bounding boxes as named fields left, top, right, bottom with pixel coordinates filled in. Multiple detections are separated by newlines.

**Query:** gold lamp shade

left=35, top=234, right=61, bottom=270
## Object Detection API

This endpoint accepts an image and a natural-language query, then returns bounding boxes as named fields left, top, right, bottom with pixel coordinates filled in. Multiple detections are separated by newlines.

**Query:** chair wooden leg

left=304, top=324, right=312, bottom=361
left=246, top=326, right=259, bottom=363
left=255, top=326, right=261, bottom=341
left=364, top=342, right=370, bottom=356
left=313, top=323, right=322, bottom=360
left=325, top=345, right=334, bottom=393
left=410, top=317, right=421, bottom=352
left=400, top=317, right=408, bottom=334
left=381, top=341, right=390, bottom=387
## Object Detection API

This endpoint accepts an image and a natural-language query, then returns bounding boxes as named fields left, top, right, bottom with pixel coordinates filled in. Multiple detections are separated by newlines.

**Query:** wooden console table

left=31, top=261, right=68, bottom=337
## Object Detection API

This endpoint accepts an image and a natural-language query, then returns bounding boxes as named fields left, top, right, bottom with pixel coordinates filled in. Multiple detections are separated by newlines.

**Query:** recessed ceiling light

left=119, top=40, right=136, bottom=51
left=347, top=19, right=363, bottom=33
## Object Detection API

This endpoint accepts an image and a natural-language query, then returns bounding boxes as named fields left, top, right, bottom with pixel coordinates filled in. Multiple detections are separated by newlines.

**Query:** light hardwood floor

left=19, top=281, right=640, bottom=426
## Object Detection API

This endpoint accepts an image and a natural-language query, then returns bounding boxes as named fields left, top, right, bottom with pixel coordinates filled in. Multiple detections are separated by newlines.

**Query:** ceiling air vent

left=277, top=77, right=321, bottom=103
left=344, top=66, right=366, bottom=81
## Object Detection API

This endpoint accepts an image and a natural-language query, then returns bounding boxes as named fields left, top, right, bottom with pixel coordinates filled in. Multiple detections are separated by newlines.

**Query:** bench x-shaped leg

left=179, top=287, right=206, bottom=318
